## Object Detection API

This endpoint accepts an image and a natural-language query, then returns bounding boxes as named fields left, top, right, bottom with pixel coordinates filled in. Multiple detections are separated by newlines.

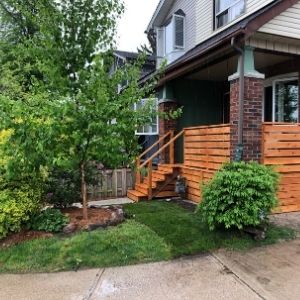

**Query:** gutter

left=231, top=37, right=245, bottom=162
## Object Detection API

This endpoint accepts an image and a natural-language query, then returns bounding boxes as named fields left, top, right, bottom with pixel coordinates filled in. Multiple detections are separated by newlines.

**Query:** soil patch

left=63, top=207, right=112, bottom=229
left=0, top=230, right=53, bottom=248
left=62, top=207, right=124, bottom=230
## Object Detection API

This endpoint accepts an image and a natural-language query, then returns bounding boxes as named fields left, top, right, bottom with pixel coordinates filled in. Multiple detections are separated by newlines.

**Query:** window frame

left=134, top=98, right=159, bottom=136
left=173, top=14, right=185, bottom=50
left=272, top=77, right=299, bottom=123
left=214, top=0, right=246, bottom=29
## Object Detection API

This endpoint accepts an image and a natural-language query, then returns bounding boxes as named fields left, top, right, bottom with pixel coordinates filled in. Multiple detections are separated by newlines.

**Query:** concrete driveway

left=1, top=212, right=300, bottom=300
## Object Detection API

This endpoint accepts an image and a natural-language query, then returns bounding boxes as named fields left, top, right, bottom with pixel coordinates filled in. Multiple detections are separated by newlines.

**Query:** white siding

left=258, top=1, right=300, bottom=39
left=195, top=0, right=276, bottom=45
left=246, top=37, right=300, bottom=55
left=153, top=0, right=300, bottom=58
left=195, top=0, right=213, bottom=45
left=165, top=0, right=196, bottom=52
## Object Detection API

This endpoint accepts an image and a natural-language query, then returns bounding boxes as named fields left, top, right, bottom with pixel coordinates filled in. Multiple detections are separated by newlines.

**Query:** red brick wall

left=159, top=101, right=177, bottom=163
left=159, top=101, right=178, bottom=135
left=299, top=72, right=300, bottom=121
left=230, top=77, right=264, bottom=162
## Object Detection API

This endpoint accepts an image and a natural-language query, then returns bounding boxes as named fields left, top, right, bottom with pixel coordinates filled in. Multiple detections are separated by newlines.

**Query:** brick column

left=230, top=77, right=264, bottom=162
left=159, top=100, right=177, bottom=163
left=298, top=72, right=300, bottom=121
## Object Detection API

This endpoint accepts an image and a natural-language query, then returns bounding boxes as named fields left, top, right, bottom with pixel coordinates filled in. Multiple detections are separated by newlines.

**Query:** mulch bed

left=0, top=230, right=53, bottom=249
left=62, top=207, right=117, bottom=230
left=0, top=206, right=124, bottom=248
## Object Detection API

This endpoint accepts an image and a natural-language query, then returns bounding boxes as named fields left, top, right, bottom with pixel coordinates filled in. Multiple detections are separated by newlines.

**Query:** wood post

left=80, top=162, right=88, bottom=220
left=136, top=158, right=141, bottom=184
left=148, top=160, right=153, bottom=200
left=169, top=130, right=174, bottom=164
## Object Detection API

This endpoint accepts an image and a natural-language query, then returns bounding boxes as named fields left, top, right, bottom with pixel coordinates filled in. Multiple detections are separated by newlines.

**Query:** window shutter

left=156, top=28, right=165, bottom=57
left=174, top=15, right=184, bottom=49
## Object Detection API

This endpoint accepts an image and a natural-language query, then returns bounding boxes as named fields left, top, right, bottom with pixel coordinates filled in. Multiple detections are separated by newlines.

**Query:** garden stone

left=244, top=226, right=267, bottom=241
left=63, top=223, right=77, bottom=234
left=108, top=208, right=124, bottom=226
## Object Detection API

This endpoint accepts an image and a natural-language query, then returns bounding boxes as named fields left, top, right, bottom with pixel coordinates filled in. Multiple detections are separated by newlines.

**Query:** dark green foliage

left=45, top=168, right=81, bottom=208
left=45, top=166, right=99, bottom=208
left=198, top=162, right=280, bottom=230
left=28, top=208, right=69, bottom=233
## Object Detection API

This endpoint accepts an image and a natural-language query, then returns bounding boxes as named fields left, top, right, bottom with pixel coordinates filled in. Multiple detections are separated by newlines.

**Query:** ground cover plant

left=28, top=208, right=69, bottom=233
left=0, top=201, right=295, bottom=273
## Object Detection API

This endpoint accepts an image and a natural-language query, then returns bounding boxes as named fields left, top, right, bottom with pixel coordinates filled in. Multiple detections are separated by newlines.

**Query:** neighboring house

left=111, top=50, right=156, bottom=78
left=128, top=0, right=300, bottom=214
left=111, top=50, right=159, bottom=160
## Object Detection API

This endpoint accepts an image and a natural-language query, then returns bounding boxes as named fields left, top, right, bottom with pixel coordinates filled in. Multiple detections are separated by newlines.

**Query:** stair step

left=158, top=166, right=174, bottom=173
left=152, top=171, right=167, bottom=181
left=144, top=177, right=164, bottom=184
left=127, top=189, right=147, bottom=202
left=135, top=183, right=156, bottom=194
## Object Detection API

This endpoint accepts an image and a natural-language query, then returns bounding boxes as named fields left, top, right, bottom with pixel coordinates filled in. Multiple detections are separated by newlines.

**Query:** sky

left=117, top=0, right=159, bottom=52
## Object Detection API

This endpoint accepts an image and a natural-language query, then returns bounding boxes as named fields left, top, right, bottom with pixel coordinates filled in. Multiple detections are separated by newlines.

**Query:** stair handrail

left=140, top=129, right=184, bottom=200
left=139, top=129, right=185, bottom=170
left=135, top=131, right=172, bottom=185
left=138, top=131, right=171, bottom=161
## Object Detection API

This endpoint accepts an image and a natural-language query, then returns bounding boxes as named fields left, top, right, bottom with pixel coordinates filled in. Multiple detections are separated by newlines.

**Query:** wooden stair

left=127, top=164, right=180, bottom=202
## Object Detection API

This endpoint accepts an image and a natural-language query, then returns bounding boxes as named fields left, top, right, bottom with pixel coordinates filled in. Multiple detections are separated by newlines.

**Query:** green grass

left=124, top=201, right=296, bottom=255
left=0, top=201, right=296, bottom=273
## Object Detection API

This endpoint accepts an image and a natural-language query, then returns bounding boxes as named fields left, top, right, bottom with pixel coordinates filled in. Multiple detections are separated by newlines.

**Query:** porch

left=128, top=122, right=300, bottom=214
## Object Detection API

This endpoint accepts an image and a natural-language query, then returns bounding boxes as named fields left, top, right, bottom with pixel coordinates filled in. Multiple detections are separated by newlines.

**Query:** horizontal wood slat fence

left=262, top=123, right=300, bottom=213
left=88, top=168, right=134, bottom=201
left=183, top=124, right=231, bottom=203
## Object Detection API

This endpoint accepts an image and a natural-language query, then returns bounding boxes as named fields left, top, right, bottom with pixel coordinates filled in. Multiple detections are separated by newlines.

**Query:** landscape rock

left=63, top=223, right=78, bottom=234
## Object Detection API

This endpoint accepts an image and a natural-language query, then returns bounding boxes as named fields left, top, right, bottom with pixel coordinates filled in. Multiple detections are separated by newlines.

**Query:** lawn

left=0, top=201, right=295, bottom=273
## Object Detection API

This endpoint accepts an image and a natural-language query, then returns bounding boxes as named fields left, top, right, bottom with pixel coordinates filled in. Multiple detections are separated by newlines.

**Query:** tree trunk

left=80, top=162, right=88, bottom=220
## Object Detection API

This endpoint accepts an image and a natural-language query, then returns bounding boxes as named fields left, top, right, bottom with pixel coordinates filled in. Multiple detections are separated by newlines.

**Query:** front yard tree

left=0, top=0, right=164, bottom=220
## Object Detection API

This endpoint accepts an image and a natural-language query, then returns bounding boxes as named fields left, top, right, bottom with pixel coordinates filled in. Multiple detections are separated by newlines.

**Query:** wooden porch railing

left=135, top=131, right=172, bottom=185
left=136, top=130, right=184, bottom=200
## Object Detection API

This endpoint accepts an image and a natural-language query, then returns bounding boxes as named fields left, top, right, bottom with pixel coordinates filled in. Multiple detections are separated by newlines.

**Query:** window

left=215, top=0, right=245, bottom=29
left=135, top=98, right=159, bottom=135
left=274, top=79, right=299, bottom=123
left=156, top=10, right=185, bottom=59
left=174, top=14, right=184, bottom=49
left=264, top=77, right=299, bottom=123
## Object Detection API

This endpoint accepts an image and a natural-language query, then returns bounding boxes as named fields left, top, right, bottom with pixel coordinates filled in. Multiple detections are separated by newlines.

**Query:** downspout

left=231, top=37, right=245, bottom=162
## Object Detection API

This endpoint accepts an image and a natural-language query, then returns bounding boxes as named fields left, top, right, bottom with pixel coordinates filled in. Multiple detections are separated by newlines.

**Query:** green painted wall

left=170, top=79, right=226, bottom=162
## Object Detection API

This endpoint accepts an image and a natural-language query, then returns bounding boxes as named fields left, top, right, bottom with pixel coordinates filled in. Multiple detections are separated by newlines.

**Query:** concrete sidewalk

left=0, top=255, right=260, bottom=300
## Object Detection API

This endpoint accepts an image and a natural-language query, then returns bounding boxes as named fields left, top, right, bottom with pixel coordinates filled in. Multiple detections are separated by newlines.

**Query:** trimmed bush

left=45, top=168, right=81, bottom=208
left=28, top=208, right=69, bottom=233
left=198, top=162, right=279, bottom=230
left=46, top=166, right=98, bottom=208
left=0, top=184, right=41, bottom=239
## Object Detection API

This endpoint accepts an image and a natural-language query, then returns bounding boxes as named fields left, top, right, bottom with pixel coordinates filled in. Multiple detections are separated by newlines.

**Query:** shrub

left=0, top=184, right=42, bottom=239
left=28, top=208, right=69, bottom=233
left=46, top=166, right=98, bottom=208
left=45, top=168, right=81, bottom=208
left=198, top=162, right=279, bottom=231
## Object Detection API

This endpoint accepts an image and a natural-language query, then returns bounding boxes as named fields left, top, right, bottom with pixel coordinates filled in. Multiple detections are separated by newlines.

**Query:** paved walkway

left=1, top=212, right=300, bottom=300
left=0, top=255, right=260, bottom=300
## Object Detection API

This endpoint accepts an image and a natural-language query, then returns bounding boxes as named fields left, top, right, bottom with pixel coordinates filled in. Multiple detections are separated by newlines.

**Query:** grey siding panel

left=195, top=0, right=275, bottom=45
left=258, top=2, right=300, bottom=39
left=165, top=0, right=197, bottom=52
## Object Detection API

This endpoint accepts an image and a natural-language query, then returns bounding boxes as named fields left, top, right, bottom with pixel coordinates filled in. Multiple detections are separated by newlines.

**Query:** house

left=111, top=50, right=156, bottom=78
left=110, top=50, right=161, bottom=159
left=127, top=0, right=300, bottom=214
